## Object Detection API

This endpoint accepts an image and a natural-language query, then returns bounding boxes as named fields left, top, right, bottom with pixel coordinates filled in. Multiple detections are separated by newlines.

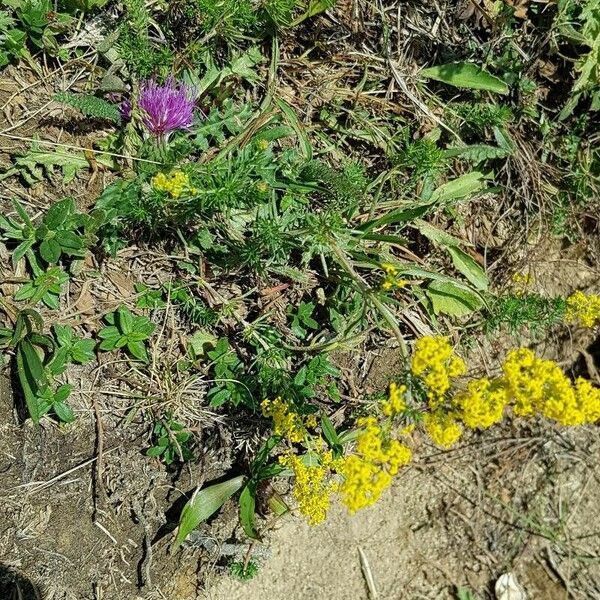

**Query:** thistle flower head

left=138, top=77, right=195, bottom=137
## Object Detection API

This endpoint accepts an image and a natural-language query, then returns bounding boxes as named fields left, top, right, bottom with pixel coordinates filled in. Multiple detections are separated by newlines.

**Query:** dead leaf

left=107, top=269, right=135, bottom=298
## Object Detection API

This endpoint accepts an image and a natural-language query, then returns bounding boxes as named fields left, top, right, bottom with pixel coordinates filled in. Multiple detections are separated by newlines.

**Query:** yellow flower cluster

left=338, top=416, right=411, bottom=512
left=411, top=336, right=466, bottom=405
left=382, top=382, right=407, bottom=417
left=410, top=337, right=600, bottom=449
left=423, top=411, right=462, bottom=448
left=502, top=348, right=600, bottom=426
left=454, top=377, right=509, bottom=429
left=381, top=263, right=408, bottom=291
left=511, top=272, right=534, bottom=296
left=279, top=451, right=338, bottom=525
left=151, top=170, right=194, bottom=198
left=565, top=291, right=600, bottom=328
left=261, top=397, right=317, bottom=443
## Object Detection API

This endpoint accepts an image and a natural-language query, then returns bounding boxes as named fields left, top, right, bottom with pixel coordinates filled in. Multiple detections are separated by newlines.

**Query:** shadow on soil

left=0, top=564, right=43, bottom=600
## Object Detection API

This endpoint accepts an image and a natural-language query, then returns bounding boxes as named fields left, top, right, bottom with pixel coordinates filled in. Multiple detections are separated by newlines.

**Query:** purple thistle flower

left=138, top=78, right=195, bottom=137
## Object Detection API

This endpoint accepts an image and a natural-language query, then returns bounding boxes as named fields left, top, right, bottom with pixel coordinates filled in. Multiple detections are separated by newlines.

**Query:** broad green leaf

left=447, top=246, right=489, bottom=291
left=146, top=445, right=166, bottom=457
left=412, top=219, right=469, bottom=248
left=16, top=339, right=47, bottom=423
left=174, top=475, right=245, bottom=548
left=116, top=306, right=133, bottom=334
left=427, top=172, right=488, bottom=206
left=54, top=383, right=72, bottom=403
left=126, top=340, right=148, bottom=362
left=44, top=198, right=73, bottom=229
left=239, top=484, right=260, bottom=540
left=426, top=281, right=483, bottom=317
left=56, top=230, right=84, bottom=251
left=421, top=62, right=509, bottom=94
left=39, top=238, right=61, bottom=263
left=321, top=415, right=342, bottom=452
left=53, top=400, right=75, bottom=423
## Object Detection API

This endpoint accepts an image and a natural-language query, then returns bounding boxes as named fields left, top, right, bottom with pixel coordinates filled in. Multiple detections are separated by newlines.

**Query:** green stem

left=328, top=242, right=409, bottom=360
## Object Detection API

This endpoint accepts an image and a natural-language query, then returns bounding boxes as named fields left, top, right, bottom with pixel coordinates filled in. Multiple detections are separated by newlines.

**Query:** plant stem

left=328, top=242, right=408, bottom=360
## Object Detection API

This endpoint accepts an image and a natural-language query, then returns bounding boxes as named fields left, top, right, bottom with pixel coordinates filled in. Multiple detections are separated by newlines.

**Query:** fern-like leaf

left=55, top=91, right=121, bottom=123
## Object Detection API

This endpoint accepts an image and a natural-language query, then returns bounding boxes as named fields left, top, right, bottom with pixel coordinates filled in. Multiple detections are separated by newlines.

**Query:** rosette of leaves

left=98, top=306, right=155, bottom=362
left=0, top=197, right=102, bottom=268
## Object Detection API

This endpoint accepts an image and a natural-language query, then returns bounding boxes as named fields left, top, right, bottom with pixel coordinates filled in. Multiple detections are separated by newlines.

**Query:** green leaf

left=208, top=387, right=231, bottom=407
left=447, top=246, right=489, bottom=291
left=444, top=144, right=510, bottom=163
left=14, top=283, right=36, bottom=302
left=146, top=445, right=166, bottom=457
left=412, top=219, right=469, bottom=248
left=55, top=91, right=121, bottom=123
left=127, top=340, right=149, bottom=362
left=116, top=306, right=134, bottom=334
left=56, top=230, right=85, bottom=252
left=251, top=435, right=281, bottom=476
left=174, top=475, right=245, bottom=548
left=98, top=325, right=120, bottom=340
left=426, top=281, right=483, bottom=317
left=12, top=198, right=33, bottom=227
left=39, top=238, right=62, bottom=263
left=54, top=383, right=72, bottom=403
left=53, top=400, right=75, bottom=423
left=239, top=483, right=260, bottom=540
left=71, top=339, right=95, bottom=363
left=53, top=324, right=73, bottom=347
left=421, top=62, right=509, bottom=94
left=426, top=172, right=488, bottom=206
left=44, top=198, right=73, bottom=229
left=12, top=240, right=34, bottom=266
left=320, top=415, right=342, bottom=452
left=16, top=339, right=47, bottom=423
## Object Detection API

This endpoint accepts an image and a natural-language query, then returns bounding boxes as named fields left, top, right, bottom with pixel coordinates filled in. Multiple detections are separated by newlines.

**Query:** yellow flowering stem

left=328, top=242, right=408, bottom=359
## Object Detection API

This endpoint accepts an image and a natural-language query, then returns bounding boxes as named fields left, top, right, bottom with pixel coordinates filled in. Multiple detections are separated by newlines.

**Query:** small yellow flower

left=454, top=377, right=509, bottom=429
left=382, top=382, right=407, bottom=417
left=151, top=170, right=191, bottom=199
left=565, top=291, right=600, bottom=328
left=423, top=411, right=462, bottom=448
left=411, top=336, right=466, bottom=406
left=279, top=451, right=338, bottom=525
left=256, top=139, right=270, bottom=151
left=380, top=263, right=408, bottom=291
left=337, top=413, right=412, bottom=512
left=501, top=348, right=600, bottom=426
left=261, top=397, right=316, bottom=443
left=336, top=454, right=392, bottom=513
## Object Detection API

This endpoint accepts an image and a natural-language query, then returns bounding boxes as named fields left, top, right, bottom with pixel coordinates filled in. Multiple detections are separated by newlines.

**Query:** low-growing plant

left=0, top=0, right=73, bottom=66
left=6, top=310, right=76, bottom=423
left=228, top=560, right=259, bottom=581
left=98, top=305, right=156, bottom=362
left=146, top=416, right=194, bottom=465
left=14, top=264, right=69, bottom=310
left=0, top=197, right=102, bottom=269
